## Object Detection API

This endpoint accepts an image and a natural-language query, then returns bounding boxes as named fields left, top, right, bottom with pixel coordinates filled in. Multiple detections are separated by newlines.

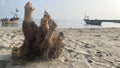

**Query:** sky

left=0, top=0, right=120, bottom=20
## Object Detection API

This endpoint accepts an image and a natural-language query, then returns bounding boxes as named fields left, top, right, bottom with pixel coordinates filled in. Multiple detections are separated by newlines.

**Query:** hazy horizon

left=0, top=0, right=120, bottom=20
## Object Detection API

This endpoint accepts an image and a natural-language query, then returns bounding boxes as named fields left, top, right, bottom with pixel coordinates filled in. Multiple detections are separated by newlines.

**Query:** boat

left=0, top=9, right=19, bottom=24
left=1, top=17, right=19, bottom=24
left=84, top=18, right=102, bottom=25
left=83, top=15, right=102, bottom=25
left=84, top=16, right=120, bottom=25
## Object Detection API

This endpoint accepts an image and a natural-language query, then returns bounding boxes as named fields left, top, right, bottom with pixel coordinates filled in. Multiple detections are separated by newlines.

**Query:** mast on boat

left=10, top=8, right=19, bottom=18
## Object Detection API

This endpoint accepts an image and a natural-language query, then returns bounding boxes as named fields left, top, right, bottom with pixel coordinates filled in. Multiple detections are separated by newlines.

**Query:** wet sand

left=0, top=28, right=120, bottom=68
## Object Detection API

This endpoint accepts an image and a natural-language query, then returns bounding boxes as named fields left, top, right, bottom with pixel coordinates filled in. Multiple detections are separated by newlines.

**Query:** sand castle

left=12, top=2, right=65, bottom=64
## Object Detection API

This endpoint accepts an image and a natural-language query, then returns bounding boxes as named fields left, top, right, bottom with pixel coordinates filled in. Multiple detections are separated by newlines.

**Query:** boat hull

left=84, top=19, right=102, bottom=25
left=1, top=18, right=19, bottom=24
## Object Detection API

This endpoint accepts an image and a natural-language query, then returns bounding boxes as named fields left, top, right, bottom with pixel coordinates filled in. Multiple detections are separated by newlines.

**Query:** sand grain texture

left=0, top=28, right=120, bottom=68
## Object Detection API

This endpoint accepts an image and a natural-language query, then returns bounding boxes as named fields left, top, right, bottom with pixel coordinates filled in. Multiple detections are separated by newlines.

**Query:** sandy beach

left=0, top=28, right=120, bottom=68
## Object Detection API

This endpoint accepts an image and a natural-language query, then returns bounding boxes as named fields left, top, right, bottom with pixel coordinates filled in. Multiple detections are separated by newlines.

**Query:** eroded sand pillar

left=12, top=2, right=65, bottom=64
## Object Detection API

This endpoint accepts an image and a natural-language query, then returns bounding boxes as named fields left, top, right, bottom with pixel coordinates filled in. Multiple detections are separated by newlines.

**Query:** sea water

left=1, top=19, right=120, bottom=28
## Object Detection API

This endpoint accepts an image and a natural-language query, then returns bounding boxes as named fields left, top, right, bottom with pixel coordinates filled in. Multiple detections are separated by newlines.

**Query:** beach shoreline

left=0, top=28, right=120, bottom=68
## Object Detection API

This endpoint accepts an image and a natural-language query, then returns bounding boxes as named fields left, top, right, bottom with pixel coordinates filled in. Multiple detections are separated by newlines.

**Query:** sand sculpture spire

left=24, top=1, right=35, bottom=22
left=12, top=2, right=65, bottom=64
